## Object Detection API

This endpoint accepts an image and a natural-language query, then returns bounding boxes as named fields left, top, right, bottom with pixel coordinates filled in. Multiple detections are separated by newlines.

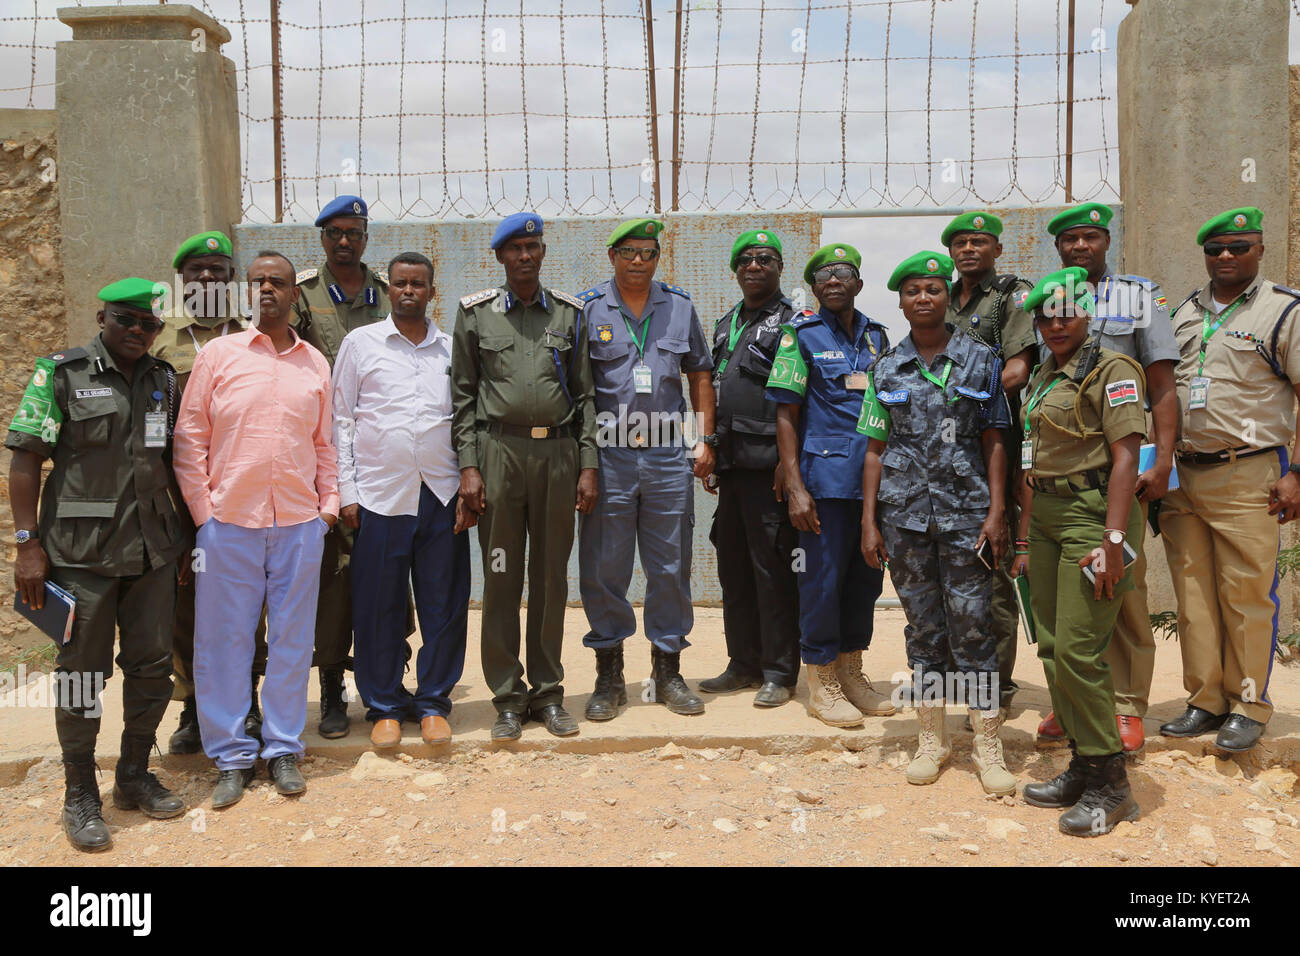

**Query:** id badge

left=144, top=411, right=167, bottom=448
left=633, top=364, right=653, bottom=394
left=1189, top=376, right=1210, bottom=411
left=844, top=371, right=869, bottom=391
left=1021, top=439, right=1033, bottom=470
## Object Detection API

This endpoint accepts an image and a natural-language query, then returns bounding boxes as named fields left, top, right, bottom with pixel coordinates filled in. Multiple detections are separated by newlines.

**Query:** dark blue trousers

left=796, top=498, right=884, bottom=665
left=351, top=484, right=470, bottom=722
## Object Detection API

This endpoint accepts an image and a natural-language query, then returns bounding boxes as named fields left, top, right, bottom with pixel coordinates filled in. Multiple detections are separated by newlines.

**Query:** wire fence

left=3, top=0, right=1283, bottom=222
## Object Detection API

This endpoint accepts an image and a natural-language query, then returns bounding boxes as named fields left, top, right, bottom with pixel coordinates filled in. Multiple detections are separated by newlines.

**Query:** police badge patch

left=597, top=324, right=614, bottom=343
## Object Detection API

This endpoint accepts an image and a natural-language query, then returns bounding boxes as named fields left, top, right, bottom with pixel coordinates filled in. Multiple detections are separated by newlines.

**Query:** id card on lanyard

left=1021, top=375, right=1063, bottom=470
left=844, top=324, right=879, bottom=391
left=1191, top=298, right=1244, bottom=411
left=621, top=308, right=654, bottom=394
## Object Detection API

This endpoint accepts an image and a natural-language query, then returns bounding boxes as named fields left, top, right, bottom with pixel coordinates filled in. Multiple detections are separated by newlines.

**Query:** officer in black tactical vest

left=7, top=278, right=191, bottom=852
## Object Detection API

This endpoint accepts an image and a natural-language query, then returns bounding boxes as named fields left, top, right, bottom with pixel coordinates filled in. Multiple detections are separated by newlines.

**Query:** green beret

left=1048, top=203, right=1113, bottom=237
left=1023, top=267, right=1094, bottom=317
left=171, top=230, right=233, bottom=270
left=941, top=211, right=1003, bottom=247
left=607, top=218, right=665, bottom=247
left=804, top=243, right=862, bottom=285
left=98, top=277, right=165, bottom=312
left=887, top=251, right=954, bottom=292
left=729, top=229, right=783, bottom=270
left=1196, top=206, right=1263, bottom=246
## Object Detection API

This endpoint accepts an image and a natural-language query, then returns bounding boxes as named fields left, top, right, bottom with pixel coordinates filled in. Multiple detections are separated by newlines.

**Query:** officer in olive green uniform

left=150, top=230, right=265, bottom=755
left=1012, top=268, right=1145, bottom=837
left=942, top=211, right=1037, bottom=711
left=1160, top=207, right=1300, bottom=753
left=450, top=212, right=599, bottom=741
left=291, top=195, right=392, bottom=738
left=7, top=278, right=191, bottom=852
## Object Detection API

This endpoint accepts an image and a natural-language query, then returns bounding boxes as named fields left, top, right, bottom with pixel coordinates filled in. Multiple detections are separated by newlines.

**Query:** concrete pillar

left=55, top=5, right=240, bottom=342
left=1118, top=0, right=1289, bottom=301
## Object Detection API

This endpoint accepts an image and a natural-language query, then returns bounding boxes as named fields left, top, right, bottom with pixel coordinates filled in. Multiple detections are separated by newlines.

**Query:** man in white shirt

left=333, top=251, right=471, bottom=749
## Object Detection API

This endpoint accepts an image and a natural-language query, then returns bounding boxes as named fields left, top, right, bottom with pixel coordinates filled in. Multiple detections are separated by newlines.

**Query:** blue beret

left=491, top=212, right=544, bottom=250
left=315, top=195, right=368, bottom=227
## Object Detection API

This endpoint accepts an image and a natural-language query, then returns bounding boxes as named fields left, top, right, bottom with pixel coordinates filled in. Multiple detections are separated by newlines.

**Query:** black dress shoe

left=753, top=682, right=792, bottom=707
left=531, top=704, right=579, bottom=737
left=1159, top=705, right=1227, bottom=738
left=212, top=767, right=255, bottom=809
left=267, top=755, right=306, bottom=795
left=1213, top=714, right=1265, bottom=753
left=698, top=668, right=762, bottom=694
left=491, top=711, right=525, bottom=741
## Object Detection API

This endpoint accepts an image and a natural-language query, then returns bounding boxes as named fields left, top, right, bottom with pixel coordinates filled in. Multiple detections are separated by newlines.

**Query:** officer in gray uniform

left=7, top=278, right=190, bottom=852
left=576, top=218, right=715, bottom=721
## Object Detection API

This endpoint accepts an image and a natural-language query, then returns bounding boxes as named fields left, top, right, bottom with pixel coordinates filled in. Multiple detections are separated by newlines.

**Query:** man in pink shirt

left=174, top=251, right=339, bottom=808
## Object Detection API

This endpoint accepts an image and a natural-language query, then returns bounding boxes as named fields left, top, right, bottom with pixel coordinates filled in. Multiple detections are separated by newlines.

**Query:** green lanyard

left=1023, top=376, right=1063, bottom=438
left=620, top=308, right=651, bottom=362
left=916, top=359, right=954, bottom=403
left=1198, top=298, right=1245, bottom=374
left=714, top=306, right=748, bottom=375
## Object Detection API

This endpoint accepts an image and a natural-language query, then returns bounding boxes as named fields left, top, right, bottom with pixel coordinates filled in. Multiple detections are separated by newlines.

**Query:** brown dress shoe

left=370, top=718, right=402, bottom=749
left=421, top=715, right=452, bottom=746
left=1116, top=714, right=1144, bottom=752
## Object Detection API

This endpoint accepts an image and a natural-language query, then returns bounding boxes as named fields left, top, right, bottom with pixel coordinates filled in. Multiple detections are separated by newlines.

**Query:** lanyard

left=620, top=308, right=651, bottom=361
left=187, top=321, right=231, bottom=352
left=847, top=323, right=878, bottom=372
left=714, top=306, right=750, bottom=375
left=916, top=358, right=953, bottom=400
left=1023, top=376, right=1063, bottom=437
left=1198, top=297, right=1245, bottom=374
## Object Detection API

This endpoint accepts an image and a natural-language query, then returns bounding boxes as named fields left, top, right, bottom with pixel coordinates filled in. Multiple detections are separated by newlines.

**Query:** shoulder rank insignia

left=364, top=286, right=378, bottom=307
left=550, top=289, right=585, bottom=310
left=1273, top=284, right=1300, bottom=300
left=1117, top=274, right=1156, bottom=289
left=660, top=282, right=690, bottom=299
left=327, top=284, right=346, bottom=304
left=47, top=347, right=87, bottom=366
left=577, top=287, right=606, bottom=303
left=295, top=269, right=318, bottom=285
left=459, top=288, right=500, bottom=310
left=372, top=270, right=388, bottom=287
left=789, top=310, right=819, bottom=329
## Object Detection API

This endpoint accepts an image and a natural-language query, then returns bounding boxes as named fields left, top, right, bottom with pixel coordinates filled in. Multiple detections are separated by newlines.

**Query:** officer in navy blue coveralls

left=766, top=243, right=895, bottom=727
left=575, top=219, right=716, bottom=721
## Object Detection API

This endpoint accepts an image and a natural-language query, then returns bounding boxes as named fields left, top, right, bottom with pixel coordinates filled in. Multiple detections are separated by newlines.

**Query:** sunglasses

left=813, top=264, right=859, bottom=283
left=1203, top=240, right=1258, bottom=257
left=735, top=253, right=781, bottom=269
left=111, top=312, right=165, bottom=334
left=613, top=246, right=660, bottom=262
left=1033, top=311, right=1086, bottom=327
left=323, top=226, right=367, bottom=242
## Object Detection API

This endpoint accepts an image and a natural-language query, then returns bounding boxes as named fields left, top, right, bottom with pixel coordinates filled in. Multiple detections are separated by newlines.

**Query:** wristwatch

left=15, top=529, right=37, bottom=544
left=1104, top=529, right=1126, bottom=546
left=1288, top=462, right=1300, bottom=476
left=700, top=434, right=719, bottom=448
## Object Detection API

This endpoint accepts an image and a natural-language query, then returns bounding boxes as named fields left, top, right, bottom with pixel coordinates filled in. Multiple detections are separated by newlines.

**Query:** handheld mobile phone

left=975, top=537, right=994, bottom=570
left=1081, top=540, right=1138, bottom=584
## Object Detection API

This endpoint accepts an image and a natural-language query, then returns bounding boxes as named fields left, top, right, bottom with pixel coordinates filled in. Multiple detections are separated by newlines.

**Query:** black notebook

left=13, top=581, right=76, bottom=646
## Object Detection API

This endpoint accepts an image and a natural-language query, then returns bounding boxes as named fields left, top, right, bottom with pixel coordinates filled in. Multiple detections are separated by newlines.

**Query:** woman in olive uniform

left=1010, top=266, right=1146, bottom=836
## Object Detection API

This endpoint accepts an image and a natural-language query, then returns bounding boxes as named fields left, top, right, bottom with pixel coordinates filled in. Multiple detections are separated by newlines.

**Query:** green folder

left=1015, top=574, right=1037, bottom=645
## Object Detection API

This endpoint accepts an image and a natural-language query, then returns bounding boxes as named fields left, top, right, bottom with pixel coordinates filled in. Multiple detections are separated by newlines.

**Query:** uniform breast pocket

left=656, top=337, right=690, bottom=372
left=875, top=387, right=914, bottom=434
left=812, top=356, right=852, bottom=395
left=950, top=455, right=991, bottom=508
left=478, top=335, right=515, bottom=378
left=590, top=340, right=631, bottom=366
left=51, top=497, right=117, bottom=566
left=1222, top=332, right=1266, bottom=378
left=736, top=341, right=774, bottom=380
left=951, top=386, right=993, bottom=436
left=877, top=447, right=919, bottom=505
left=66, top=396, right=118, bottom=447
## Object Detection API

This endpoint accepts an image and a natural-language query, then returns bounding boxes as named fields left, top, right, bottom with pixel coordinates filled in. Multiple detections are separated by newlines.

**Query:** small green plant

left=1148, top=610, right=1178, bottom=641
left=1276, top=542, right=1300, bottom=579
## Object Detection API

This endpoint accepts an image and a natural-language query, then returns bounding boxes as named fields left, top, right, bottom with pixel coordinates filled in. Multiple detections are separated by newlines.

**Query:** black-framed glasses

left=1033, top=310, right=1084, bottom=327
left=736, top=253, right=781, bottom=269
left=613, top=246, right=660, bottom=262
left=323, top=226, right=367, bottom=243
left=111, top=312, right=165, bottom=333
left=1203, top=240, right=1258, bottom=257
left=813, top=264, right=859, bottom=283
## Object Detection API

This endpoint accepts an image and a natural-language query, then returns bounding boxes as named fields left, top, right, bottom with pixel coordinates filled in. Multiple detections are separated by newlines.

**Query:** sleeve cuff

left=766, top=387, right=804, bottom=405
left=318, top=492, right=340, bottom=518
left=580, top=450, right=600, bottom=471
left=338, top=482, right=359, bottom=510
left=188, top=499, right=213, bottom=528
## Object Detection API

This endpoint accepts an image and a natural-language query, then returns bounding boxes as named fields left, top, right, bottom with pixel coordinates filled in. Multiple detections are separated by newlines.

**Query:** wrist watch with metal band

left=701, top=434, right=719, bottom=448
left=1104, top=529, right=1125, bottom=545
left=15, top=529, right=37, bottom=544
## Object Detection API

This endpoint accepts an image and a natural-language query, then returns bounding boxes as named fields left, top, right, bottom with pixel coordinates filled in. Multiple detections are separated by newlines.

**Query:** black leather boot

left=1023, top=743, right=1089, bottom=809
left=245, top=674, right=263, bottom=743
left=318, top=669, right=350, bottom=738
left=585, top=645, right=627, bottom=721
left=1058, top=753, right=1140, bottom=837
left=112, top=735, right=186, bottom=819
left=62, top=758, right=111, bottom=853
left=168, top=696, right=202, bottom=755
left=650, top=647, right=705, bottom=716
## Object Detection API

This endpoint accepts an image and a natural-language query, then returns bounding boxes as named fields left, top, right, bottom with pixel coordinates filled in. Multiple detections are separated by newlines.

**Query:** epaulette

left=576, top=286, right=605, bottom=303
left=1117, top=274, right=1157, bottom=289
left=459, top=288, right=499, bottom=310
left=788, top=310, right=819, bottom=329
left=295, top=269, right=319, bottom=285
left=1273, top=284, right=1300, bottom=300
left=660, top=282, right=690, bottom=299
left=46, top=347, right=87, bottom=366
left=550, top=289, right=585, bottom=310
left=371, top=270, right=388, bottom=287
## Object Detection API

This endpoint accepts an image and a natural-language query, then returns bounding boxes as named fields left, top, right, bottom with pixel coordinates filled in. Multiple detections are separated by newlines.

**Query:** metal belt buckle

left=530, top=426, right=549, bottom=439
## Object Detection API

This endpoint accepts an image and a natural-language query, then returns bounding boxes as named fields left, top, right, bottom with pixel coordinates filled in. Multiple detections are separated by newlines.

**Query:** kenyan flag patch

left=1106, top=379, right=1139, bottom=407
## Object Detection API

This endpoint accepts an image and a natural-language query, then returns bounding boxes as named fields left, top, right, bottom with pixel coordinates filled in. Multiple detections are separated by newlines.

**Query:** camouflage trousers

left=881, top=519, right=998, bottom=709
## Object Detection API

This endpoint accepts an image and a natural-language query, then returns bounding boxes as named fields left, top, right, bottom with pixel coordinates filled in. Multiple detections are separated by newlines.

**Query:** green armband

left=765, top=326, right=808, bottom=396
left=10, top=357, right=63, bottom=445
left=856, top=372, right=890, bottom=439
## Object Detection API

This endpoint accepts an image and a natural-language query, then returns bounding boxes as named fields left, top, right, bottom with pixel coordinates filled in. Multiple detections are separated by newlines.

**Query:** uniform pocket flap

left=951, top=456, right=977, bottom=476
left=58, top=498, right=117, bottom=518
left=590, top=341, right=632, bottom=361
left=67, top=395, right=117, bottom=421
left=729, top=414, right=776, bottom=436
left=880, top=447, right=912, bottom=470
left=479, top=335, right=514, bottom=353
left=803, top=438, right=849, bottom=458
left=657, top=337, right=690, bottom=354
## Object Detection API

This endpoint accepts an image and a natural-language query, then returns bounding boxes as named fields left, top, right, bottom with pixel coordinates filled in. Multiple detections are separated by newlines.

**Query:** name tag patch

left=74, top=388, right=113, bottom=399
left=877, top=388, right=910, bottom=405
left=1106, top=379, right=1139, bottom=407
left=813, top=350, right=845, bottom=361
left=954, top=386, right=991, bottom=401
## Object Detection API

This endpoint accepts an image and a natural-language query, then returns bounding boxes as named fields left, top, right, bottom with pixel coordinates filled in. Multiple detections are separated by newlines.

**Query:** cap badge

left=757, top=232, right=768, bottom=243
left=525, top=219, right=536, bottom=233
left=833, top=248, right=846, bottom=258
left=972, top=215, right=985, bottom=228
left=352, top=201, right=362, bottom=214
left=645, top=223, right=655, bottom=234
left=1234, top=213, right=1247, bottom=228
left=206, top=237, right=219, bottom=250
left=926, top=258, right=939, bottom=272
left=1089, top=209, right=1101, bottom=223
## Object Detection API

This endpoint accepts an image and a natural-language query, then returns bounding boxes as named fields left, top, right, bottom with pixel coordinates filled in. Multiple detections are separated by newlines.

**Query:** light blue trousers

left=193, top=517, right=327, bottom=770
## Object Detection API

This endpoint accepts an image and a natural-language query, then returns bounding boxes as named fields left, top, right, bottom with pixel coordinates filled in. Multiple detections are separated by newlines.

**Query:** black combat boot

left=318, top=668, right=350, bottom=738
left=168, top=696, right=202, bottom=755
left=1022, top=742, right=1089, bottom=808
left=650, top=647, right=705, bottom=716
left=1057, top=753, right=1140, bottom=837
left=585, top=645, right=627, bottom=721
left=62, top=758, right=111, bottom=853
left=245, top=674, right=263, bottom=743
left=113, top=735, right=186, bottom=819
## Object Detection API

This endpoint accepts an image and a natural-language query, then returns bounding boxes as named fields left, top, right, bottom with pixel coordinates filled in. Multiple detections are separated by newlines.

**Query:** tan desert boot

left=806, top=663, right=865, bottom=728
left=905, top=703, right=950, bottom=785
left=835, top=650, right=897, bottom=716
left=969, top=707, right=1017, bottom=796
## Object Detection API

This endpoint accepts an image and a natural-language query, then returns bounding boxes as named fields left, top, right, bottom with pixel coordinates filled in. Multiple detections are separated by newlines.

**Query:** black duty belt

left=1176, top=445, right=1279, bottom=466
left=1028, top=468, right=1108, bottom=497
left=487, top=422, right=574, bottom=440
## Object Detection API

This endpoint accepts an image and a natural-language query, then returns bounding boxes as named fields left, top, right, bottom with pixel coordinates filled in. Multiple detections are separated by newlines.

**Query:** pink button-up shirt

left=174, top=327, right=339, bottom=529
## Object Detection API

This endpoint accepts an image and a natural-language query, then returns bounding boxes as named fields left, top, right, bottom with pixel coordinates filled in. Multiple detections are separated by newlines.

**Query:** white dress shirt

left=333, top=315, right=460, bottom=515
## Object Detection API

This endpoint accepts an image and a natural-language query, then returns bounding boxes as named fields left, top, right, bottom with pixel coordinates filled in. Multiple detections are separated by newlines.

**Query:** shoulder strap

left=1264, top=291, right=1300, bottom=382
